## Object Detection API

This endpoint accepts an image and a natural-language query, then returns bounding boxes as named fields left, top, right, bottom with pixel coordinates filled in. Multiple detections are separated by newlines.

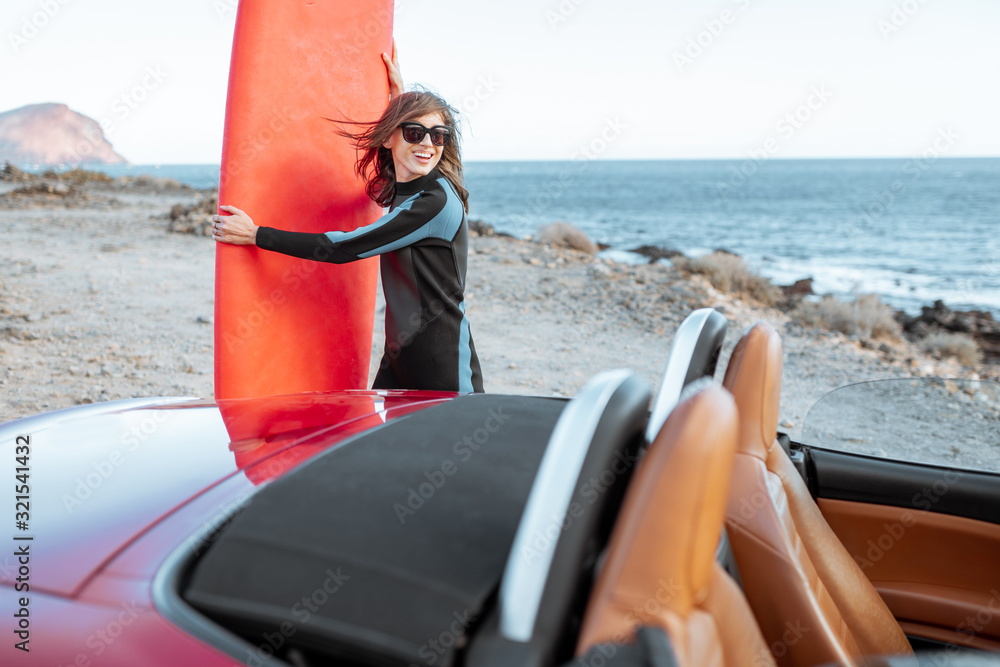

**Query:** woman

left=212, top=57, right=484, bottom=393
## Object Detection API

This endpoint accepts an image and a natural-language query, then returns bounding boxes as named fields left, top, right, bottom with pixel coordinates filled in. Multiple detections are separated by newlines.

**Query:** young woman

left=212, top=58, right=484, bottom=393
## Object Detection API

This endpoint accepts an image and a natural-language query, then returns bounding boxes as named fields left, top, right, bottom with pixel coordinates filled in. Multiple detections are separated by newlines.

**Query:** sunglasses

left=399, top=122, right=452, bottom=146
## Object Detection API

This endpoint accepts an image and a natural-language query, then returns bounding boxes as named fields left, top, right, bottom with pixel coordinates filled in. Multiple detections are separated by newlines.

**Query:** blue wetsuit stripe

left=457, top=299, right=474, bottom=393
left=322, top=201, right=411, bottom=243
left=330, top=185, right=449, bottom=258
left=355, top=180, right=463, bottom=259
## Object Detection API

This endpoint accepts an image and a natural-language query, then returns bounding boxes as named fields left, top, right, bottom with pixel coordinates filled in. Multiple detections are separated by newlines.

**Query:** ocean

left=53, top=158, right=1000, bottom=317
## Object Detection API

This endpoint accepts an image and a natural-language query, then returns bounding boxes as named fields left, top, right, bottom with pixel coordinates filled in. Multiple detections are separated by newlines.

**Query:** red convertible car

left=2, top=309, right=999, bottom=667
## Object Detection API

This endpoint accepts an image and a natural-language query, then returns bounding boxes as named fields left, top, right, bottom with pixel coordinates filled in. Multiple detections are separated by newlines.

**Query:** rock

left=468, top=219, right=495, bottom=237
left=468, top=218, right=513, bottom=239
left=588, top=263, right=612, bottom=278
left=898, top=299, right=1000, bottom=361
left=0, top=162, right=33, bottom=182
left=166, top=192, right=218, bottom=236
left=7, top=182, right=74, bottom=197
left=0, top=103, right=127, bottom=165
left=128, top=174, right=185, bottom=190
left=0, top=326, right=38, bottom=341
left=713, top=248, right=740, bottom=257
left=780, top=278, right=814, bottom=297
left=629, top=244, right=684, bottom=264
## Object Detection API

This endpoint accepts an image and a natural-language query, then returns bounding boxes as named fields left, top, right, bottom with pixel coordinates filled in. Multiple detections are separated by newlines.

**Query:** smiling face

left=384, top=112, right=448, bottom=183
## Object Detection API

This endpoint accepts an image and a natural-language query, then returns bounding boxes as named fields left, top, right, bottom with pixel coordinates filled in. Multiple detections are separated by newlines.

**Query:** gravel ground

left=2, top=182, right=995, bottom=470
left=1, top=183, right=215, bottom=418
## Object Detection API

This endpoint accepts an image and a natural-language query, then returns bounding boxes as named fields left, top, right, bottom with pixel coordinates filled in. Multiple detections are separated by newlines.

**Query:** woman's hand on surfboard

left=212, top=205, right=258, bottom=246
left=383, top=40, right=403, bottom=99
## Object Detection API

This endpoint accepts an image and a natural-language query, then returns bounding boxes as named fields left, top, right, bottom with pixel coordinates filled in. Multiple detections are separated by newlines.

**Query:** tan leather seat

left=576, top=384, right=776, bottom=666
left=722, top=322, right=913, bottom=666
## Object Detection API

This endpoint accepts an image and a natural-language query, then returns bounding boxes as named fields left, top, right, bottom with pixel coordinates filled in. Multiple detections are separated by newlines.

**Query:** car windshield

left=800, top=378, right=1000, bottom=473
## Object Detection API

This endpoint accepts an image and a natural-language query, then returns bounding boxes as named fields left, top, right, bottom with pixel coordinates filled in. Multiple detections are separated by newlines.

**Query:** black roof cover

left=184, top=395, right=565, bottom=666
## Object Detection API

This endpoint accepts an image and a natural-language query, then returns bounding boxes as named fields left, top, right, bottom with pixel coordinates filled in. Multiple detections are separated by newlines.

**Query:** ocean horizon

left=22, top=157, right=1000, bottom=318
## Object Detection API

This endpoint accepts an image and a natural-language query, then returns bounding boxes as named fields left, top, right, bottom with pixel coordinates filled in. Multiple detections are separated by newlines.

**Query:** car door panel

left=818, top=497, right=1000, bottom=652
left=804, top=448, right=1000, bottom=652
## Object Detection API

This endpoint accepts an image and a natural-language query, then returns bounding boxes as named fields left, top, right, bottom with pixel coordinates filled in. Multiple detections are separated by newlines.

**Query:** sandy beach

left=1, top=177, right=996, bottom=469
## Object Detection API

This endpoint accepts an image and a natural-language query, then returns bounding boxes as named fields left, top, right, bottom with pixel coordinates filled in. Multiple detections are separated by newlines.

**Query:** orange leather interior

left=723, top=322, right=913, bottom=666
left=820, top=498, right=1000, bottom=651
left=576, top=385, right=776, bottom=666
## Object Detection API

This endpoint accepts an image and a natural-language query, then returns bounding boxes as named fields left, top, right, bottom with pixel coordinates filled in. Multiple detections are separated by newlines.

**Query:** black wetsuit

left=255, top=168, right=484, bottom=393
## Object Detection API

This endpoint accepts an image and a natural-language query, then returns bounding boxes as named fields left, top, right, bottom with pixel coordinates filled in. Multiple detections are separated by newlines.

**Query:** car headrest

left=646, top=308, right=728, bottom=443
left=722, top=321, right=783, bottom=460
left=468, top=370, right=651, bottom=667
left=576, top=382, right=739, bottom=648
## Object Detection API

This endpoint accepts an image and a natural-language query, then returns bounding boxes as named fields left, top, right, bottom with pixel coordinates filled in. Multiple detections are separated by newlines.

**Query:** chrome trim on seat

left=646, top=308, right=727, bottom=442
left=499, top=369, right=634, bottom=643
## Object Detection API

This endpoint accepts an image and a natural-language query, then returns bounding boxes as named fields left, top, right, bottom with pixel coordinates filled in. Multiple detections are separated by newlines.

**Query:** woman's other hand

left=212, top=205, right=258, bottom=245
left=383, top=40, right=403, bottom=99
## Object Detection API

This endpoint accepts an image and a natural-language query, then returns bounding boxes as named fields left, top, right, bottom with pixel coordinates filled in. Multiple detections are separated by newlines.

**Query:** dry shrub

left=8, top=182, right=74, bottom=197
left=673, top=252, right=781, bottom=306
left=1, top=162, right=33, bottom=182
left=42, top=168, right=112, bottom=184
left=922, top=331, right=981, bottom=367
left=792, top=294, right=902, bottom=342
left=537, top=221, right=596, bottom=254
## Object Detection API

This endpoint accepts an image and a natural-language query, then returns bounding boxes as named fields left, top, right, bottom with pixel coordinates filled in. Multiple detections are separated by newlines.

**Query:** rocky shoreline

left=1, top=169, right=997, bottom=469
left=624, top=238, right=1000, bottom=367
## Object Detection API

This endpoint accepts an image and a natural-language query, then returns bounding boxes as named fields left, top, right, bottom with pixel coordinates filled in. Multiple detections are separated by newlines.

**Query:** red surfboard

left=214, top=0, right=394, bottom=399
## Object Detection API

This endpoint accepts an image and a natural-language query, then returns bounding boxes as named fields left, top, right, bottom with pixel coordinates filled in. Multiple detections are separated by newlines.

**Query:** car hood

left=0, top=391, right=450, bottom=597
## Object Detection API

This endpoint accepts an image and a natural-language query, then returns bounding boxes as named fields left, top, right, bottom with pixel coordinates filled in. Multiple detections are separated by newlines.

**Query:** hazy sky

left=3, top=0, right=999, bottom=163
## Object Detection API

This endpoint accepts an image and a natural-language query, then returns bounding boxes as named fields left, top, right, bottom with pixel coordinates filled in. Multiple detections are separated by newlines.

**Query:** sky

left=2, top=0, right=999, bottom=163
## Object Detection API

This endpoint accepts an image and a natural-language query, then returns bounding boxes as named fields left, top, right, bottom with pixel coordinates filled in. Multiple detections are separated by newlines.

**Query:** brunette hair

left=335, top=91, right=469, bottom=212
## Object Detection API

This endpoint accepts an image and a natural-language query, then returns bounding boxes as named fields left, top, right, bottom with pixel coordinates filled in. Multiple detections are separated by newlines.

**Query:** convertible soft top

left=183, top=394, right=566, bottom=666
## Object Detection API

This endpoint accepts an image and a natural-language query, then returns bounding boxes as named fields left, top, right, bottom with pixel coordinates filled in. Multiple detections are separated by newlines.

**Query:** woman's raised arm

left=383, top=39, right=404, bottom=99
